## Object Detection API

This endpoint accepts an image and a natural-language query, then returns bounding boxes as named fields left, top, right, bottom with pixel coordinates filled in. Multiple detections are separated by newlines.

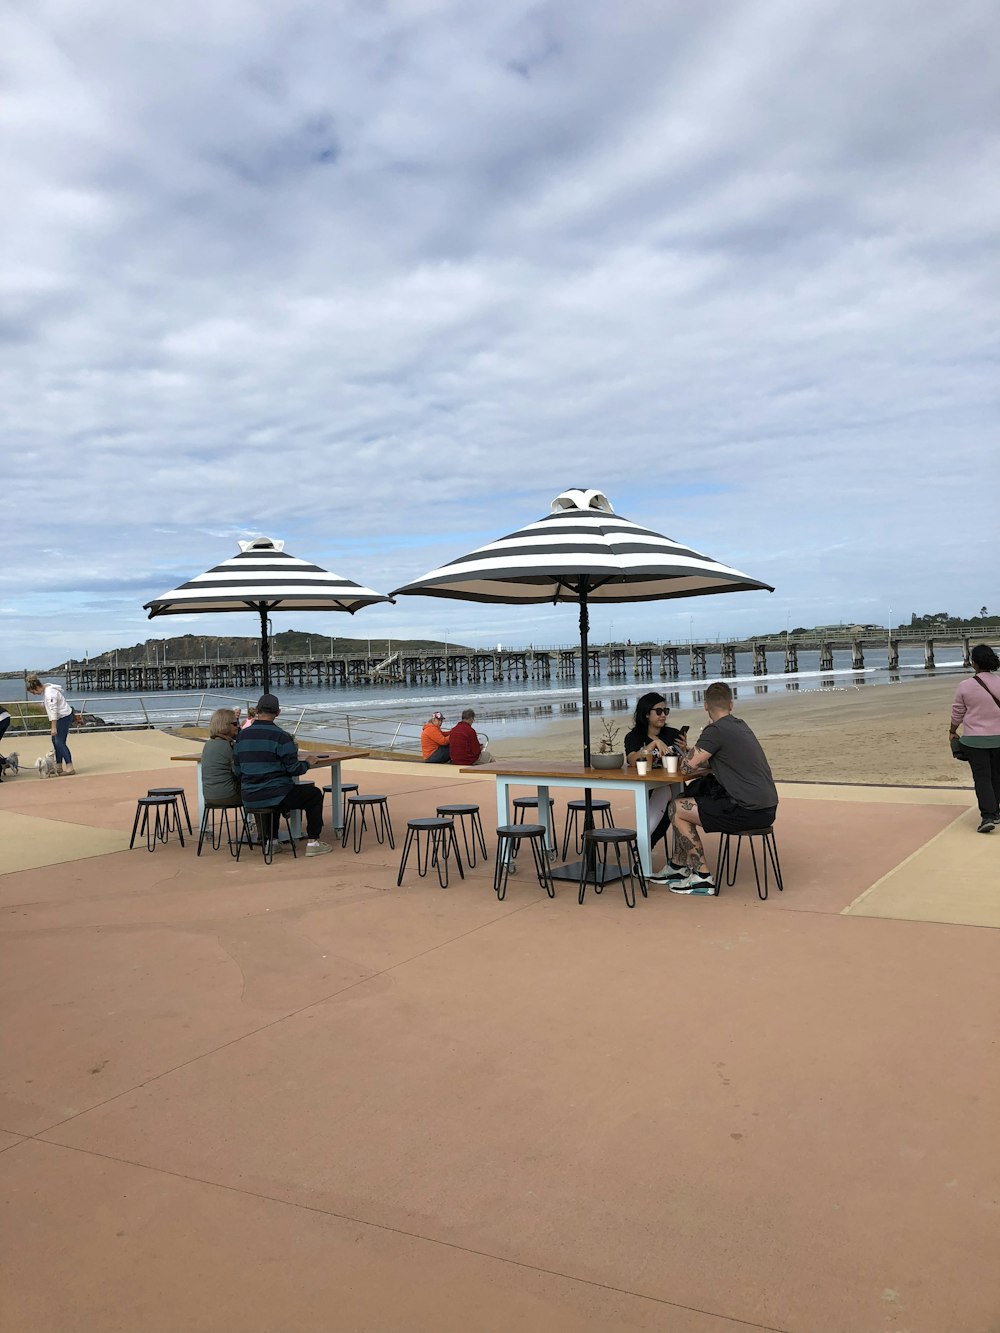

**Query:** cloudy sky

left=2, top=0, right=997, bottom=670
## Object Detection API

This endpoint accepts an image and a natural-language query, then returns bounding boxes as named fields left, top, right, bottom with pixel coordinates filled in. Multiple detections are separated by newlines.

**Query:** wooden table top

left=460, top=760, right=690, bottom=784
left=171, top=748, right=370, bottom=764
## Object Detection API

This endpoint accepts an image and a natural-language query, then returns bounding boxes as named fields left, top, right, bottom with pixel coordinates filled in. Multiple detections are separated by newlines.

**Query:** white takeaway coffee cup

left=635, top=760, right=648, bottom=776
left=665, top=755, right=679, bottom=774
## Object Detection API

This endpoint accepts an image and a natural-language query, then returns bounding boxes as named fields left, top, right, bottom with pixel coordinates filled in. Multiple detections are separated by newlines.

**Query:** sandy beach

left=490, top=674, right=970, bottom=788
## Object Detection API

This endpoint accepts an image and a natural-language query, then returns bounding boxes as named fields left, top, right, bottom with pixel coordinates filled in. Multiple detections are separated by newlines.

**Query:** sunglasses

left=650, top=706, right=669, bottom=715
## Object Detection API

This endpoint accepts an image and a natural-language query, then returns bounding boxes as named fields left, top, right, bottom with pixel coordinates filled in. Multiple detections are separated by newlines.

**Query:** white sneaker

left=305, top=841, right=332, bottom=857
left=668, top=870, right=718, bottom=896
left=649, top=862, right=692, bottom=884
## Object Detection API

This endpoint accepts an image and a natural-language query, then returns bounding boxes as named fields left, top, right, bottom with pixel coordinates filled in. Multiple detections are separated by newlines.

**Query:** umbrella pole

left=579, top=587, right=596, bottom=859
left=259, top=607, right=270, bottom=691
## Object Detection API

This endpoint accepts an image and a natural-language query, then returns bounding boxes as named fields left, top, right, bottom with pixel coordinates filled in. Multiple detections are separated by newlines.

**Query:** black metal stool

left=513, top=796, right=555, bottom=824
left=578, top=828, right=647, bottom=909
left=397, top=817, right=465, bottom=888
left=323, top=782, right=359, bottom=826
left=197, top=802, right=251, bottom=857
left=494, top=824, right=555, bottom=902
left=715, top=826, right=783, bottom=901
left=146, top=786, right=193, bottom=835
left=241, top=808, right=299, bottom=865
left=435, top=803, right=488, bottom=868
left=343, top=795, right=394, bottom=853
left=560, top=798, right=614, bottom=860
left=129, top=795, right=185, bottom=852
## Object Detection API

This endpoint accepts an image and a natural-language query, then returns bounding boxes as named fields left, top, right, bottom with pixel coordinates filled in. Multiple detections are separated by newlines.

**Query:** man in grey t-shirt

left=653, top=681, right=778, bottom=896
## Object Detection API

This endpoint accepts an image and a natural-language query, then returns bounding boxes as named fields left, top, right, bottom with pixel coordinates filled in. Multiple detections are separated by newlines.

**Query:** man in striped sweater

left=233, top=694, right=331, bottom=856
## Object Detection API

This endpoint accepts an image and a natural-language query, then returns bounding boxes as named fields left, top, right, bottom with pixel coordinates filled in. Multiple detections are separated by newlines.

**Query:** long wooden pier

left=47, top=632, right=993, bottom=692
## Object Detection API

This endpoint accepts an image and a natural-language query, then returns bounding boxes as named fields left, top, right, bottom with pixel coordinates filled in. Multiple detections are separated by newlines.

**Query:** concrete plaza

left=1, top=731, right=997, bottom=1332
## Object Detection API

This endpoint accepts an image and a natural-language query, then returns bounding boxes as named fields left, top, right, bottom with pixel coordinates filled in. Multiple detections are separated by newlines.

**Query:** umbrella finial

left=551, top=489, right=614, bottom=515
left=239, top=537, right=285, bottom=553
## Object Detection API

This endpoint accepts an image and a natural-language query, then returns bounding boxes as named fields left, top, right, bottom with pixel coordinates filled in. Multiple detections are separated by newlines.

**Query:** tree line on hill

left=65, top=631, right=471, bottom=668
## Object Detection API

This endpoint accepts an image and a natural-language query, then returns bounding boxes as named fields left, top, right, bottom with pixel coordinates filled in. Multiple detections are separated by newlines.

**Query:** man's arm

left=681, top=745, right=712, bottom=776
left=277, top=735, right=310, bottom=777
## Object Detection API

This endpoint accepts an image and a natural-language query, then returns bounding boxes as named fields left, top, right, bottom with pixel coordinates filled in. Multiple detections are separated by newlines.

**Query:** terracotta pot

left=591, top=752, right=625, bottom=770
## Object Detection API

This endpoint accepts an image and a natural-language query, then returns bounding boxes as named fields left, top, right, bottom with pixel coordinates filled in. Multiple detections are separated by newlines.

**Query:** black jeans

left=424, top=746, right=452, bottom=764
left=258, top=783, right=325, bottom=839
left=965, top=746, right=1000, bottom=819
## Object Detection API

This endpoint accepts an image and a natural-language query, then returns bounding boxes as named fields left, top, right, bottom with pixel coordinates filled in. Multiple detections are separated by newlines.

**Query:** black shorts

left=695, top=791, right=776, bottom=835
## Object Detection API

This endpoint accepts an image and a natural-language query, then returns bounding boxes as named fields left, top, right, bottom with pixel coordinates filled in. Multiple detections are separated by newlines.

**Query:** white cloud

left=1, top=0, right=997, bottom=668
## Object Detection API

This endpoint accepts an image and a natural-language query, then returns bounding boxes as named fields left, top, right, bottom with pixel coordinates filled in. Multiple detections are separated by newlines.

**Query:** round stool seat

left=560, top=797, right=615, bottom=859
left=584, top=827, right=635, bottom=844
left=579, top=826, right=645, bottom=909
left=397, top=817, right=462, bottom=888
left=494, top=824, right=554, bottom=901
left=435, top=803, right=488, bottom=868
left=147, top=785, right=193, bottom=834
left=129, top=795, right=185, bottom=852
left=714, top=825, right=783, bottom=900
left=322, top=783, right=358, bottom=794
left=343, top=795, right=394, bottom=853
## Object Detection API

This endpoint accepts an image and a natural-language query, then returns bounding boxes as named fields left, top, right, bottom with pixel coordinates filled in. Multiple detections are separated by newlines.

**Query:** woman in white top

left=25, top=673, right=76, bottom=775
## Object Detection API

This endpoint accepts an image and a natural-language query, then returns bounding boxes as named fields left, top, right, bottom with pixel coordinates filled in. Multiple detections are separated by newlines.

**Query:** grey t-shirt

left=695, top=714, right=778, bottom=810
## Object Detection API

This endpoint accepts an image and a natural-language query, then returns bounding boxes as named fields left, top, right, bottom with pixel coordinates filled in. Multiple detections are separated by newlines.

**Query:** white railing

left=0, top=692, right=429, bottom=756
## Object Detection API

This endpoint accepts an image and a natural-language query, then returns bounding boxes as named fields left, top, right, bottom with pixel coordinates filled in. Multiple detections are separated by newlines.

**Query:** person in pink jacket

left=949, top=644, right=1000, bottom=832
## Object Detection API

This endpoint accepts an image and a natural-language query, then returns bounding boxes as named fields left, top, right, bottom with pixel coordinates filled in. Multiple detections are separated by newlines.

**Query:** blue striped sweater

left=233, top=719, right=309, bottom=809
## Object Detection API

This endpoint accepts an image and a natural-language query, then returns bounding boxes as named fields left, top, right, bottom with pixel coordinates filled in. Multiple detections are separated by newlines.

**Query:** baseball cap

left=432, top=710, right=444, bottom=720
left=256, top=693, right=280, bottom=713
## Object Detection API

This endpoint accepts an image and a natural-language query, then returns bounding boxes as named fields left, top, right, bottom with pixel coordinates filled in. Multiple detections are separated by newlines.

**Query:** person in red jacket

left=448, top=709, right=496, bottom=766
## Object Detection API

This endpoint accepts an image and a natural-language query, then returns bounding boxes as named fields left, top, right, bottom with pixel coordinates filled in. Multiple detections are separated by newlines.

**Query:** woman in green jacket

left=200, top=708, right=241, bottom=805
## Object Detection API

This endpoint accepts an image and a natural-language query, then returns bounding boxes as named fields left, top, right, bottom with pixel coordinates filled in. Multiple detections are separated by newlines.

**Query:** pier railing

left=7, top=630, right=997, bottom=695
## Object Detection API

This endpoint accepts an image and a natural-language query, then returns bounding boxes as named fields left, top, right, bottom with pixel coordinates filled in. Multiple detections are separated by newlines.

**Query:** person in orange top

left=420, top=711, right=452, bottom=763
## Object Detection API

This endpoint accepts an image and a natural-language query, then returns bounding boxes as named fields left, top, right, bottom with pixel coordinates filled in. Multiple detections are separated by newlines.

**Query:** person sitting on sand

left=421, top=711, right=452, bottom=763
left=624, top=692, right=687, bottom=849
left=448, top=709, right=496, bottom=766
left=233, top=693, right=331, bottom=856
left=200, top=708, right=242, bottom=806
left=655, top=681, right=778, bottom=895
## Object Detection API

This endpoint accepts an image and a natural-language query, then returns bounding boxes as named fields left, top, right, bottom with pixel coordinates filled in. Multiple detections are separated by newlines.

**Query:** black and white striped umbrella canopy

left=392, top=489, right=772, bottom=775
left=390, top=488, right=773, bottom=604
left=144, top=537, right=391, bottom=688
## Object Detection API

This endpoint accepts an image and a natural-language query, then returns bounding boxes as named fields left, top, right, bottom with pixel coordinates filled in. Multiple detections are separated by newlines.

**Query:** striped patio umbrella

left=144, top=537, right=391, bottom=689
left=391, top=488, right=773, bottom=765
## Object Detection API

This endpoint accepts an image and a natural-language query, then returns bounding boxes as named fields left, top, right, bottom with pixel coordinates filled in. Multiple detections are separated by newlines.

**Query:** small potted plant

left=591, top=717, right=624, bottom=769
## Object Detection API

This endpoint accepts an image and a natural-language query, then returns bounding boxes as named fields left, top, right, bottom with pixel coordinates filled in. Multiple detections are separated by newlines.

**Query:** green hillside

left=66, top=631, right=473, bottom=668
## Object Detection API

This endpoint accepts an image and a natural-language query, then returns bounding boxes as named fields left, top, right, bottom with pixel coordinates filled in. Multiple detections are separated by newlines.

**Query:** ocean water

left=33, top=645, right=965, bottom=749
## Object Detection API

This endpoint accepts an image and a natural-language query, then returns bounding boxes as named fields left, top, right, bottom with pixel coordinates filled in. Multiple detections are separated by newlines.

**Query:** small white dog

left=35, top=752, right=58, bottom=778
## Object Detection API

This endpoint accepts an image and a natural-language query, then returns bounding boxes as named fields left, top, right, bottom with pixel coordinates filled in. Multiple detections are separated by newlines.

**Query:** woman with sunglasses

left=624, top=692, right=688, bottom=856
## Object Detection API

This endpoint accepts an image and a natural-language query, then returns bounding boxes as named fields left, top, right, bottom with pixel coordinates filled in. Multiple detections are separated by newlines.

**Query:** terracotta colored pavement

left=1, top=743, right=998, bottom=1332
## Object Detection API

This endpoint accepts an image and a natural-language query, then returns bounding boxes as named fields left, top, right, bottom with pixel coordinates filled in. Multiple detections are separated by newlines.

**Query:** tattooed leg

left=671, top=797, right=709, bottom=871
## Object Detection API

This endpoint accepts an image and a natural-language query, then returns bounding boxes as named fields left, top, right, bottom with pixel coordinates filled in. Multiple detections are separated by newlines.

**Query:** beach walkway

left=1, top=732, right=996, bottom=1332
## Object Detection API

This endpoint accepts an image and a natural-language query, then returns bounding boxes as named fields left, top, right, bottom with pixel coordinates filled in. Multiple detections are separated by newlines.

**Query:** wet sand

left=489, top=674, right=969, bottom=787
